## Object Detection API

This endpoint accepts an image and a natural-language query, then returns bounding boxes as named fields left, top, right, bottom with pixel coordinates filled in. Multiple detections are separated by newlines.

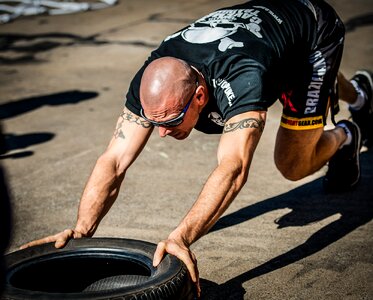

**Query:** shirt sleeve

left=124, top=65, right=146, bottom=116
left=210, top=55, right=268, bottom=121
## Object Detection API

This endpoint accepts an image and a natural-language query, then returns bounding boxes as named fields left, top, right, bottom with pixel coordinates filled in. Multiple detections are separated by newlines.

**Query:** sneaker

left=349, top=70, right=373, bottom=148
left=323, top=120, right=361, bottom=193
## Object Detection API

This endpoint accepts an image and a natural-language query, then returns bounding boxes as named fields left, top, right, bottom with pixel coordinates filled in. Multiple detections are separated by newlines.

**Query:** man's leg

left=274, top=126, right=346, bottom=181
left=338, top=72, right=358, bottom=105
left=275, top=120, right=361, bottom=193
left=338, top=71, right=372, bottom=108
left=275, top=70, right=371, bottom=191
left=339, top=70, right=373, bottom=148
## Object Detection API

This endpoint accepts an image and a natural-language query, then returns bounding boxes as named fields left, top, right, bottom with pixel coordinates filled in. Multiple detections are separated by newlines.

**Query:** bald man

left=21, top=0, right=372, bottom=296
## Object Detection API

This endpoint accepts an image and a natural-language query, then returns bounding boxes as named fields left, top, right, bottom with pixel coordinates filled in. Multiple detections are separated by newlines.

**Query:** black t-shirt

left=125, top=0, right=317, bottom=133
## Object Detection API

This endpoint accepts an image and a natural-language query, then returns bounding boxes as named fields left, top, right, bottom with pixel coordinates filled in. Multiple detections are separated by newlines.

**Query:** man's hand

left=153, top=238, right=201, bottom=298
left=20, top=229, right=85, bottom=250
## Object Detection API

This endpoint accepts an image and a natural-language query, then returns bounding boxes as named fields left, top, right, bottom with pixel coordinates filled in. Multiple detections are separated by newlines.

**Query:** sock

left=349, top=80, right=367, bottom=110
left=337, top=122, right=352, bottom=148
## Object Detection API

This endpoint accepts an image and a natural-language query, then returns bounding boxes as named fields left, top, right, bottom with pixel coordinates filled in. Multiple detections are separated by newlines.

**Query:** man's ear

left=195, top=85, right=208, bottom=109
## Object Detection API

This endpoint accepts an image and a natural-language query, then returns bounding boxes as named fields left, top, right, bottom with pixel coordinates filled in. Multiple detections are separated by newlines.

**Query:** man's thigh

left=274, top=126, right=324, bottom=165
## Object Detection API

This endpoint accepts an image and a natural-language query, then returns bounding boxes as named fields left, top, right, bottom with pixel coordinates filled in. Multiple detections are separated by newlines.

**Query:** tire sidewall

left=3, top=238, right=194, bottom=300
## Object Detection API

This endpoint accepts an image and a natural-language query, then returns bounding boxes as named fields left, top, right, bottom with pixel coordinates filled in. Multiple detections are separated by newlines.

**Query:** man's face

left=141, top=82, right=201, bottom=140
left=157, top=103, right=198, bottom=140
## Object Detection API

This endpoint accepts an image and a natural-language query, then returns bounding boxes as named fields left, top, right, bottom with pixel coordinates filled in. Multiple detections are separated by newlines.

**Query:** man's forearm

left=75, top=153, right=125, bottom=236
left=73, top=109, right=153, bottom=237
left=169, top=113, right=265, bottom=246
left=169, top=159, right=247, bottom=246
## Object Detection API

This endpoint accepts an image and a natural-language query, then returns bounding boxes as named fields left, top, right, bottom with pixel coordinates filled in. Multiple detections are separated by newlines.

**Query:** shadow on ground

left=344, top=13, right=373, bottom=33
left=201, top=150, right=373, bottom=299
left=0, top=31, right=160, bottom=64
left=0, top=90, right=98, bottom=120
left=0, top=90, right=98, bottom=158
left=0, top=127, right=12, bottom=295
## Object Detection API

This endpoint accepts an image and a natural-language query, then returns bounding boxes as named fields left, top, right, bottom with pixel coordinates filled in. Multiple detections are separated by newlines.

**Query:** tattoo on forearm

left=223, top=118, right=265, bottom=133
left=113, top=110, right=152, bottom=140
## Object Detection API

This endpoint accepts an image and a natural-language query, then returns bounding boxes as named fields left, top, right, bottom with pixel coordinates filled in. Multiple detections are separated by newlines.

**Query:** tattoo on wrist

left=113, top=110, right=151, bottom=139
left=223, top=117, right=265, bottom=133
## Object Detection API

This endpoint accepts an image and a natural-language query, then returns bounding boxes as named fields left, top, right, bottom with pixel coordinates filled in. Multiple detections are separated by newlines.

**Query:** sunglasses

left=140, top=81, right=198, bottom=127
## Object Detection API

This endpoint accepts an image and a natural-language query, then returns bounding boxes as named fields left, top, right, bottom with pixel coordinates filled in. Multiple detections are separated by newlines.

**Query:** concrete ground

left=1, top=0, right=372, bottom=299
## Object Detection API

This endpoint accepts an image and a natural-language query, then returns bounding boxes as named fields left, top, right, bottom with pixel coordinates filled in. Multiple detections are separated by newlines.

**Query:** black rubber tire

left=2, top=238, right=195, bottom=300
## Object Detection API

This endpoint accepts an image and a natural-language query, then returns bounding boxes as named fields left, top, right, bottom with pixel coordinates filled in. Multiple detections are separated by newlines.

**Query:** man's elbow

left=96, top=150, right=128, bottom=179
left=236, top=166, right=249, bottom=187
left=222, top=159, right=249, bottom=188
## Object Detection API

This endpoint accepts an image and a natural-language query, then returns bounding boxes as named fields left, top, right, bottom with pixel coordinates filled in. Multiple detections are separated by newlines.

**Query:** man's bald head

left=140, top=57, right=197, bottom=115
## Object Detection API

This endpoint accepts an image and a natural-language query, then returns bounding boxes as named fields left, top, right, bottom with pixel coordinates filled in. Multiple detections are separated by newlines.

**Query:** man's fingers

left=153, top=241, right=166, bottom=267
left=19, top=229, right=77, bottom=250
left=20, top=235, right=57, bottom=249
left=54, top=229, right=74, bottom=248
left=167, top=243, right=201, bottom=297
left=153, top=239, right=200, bottom=296
left=177, top=249, right=199, bottom=283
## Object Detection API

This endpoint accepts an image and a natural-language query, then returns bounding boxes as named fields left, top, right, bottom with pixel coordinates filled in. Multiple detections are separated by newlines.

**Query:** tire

left=2, top=238, right=195, bottom=300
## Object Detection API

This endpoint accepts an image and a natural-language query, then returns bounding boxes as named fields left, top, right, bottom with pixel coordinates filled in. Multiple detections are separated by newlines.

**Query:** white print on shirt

left=208, top=112, right=225, bottom=126
left=304, top=51, right=327, bottom=114
left=212, top=78, right=236, bottom=106
left=164, top=8, right=264, bottom=52
left=252, top=6, right=283, bottom=24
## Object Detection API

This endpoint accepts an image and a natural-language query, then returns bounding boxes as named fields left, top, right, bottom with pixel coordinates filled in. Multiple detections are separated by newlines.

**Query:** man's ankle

left=349, top=79, right=367, bottom=111
left=336, top=122, right=352, bottom=148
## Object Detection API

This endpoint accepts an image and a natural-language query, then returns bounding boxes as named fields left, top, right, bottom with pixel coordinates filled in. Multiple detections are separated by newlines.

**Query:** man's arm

left=21, top=108, right=153, bottom=249
left=153, top=110, right=266, bottom=296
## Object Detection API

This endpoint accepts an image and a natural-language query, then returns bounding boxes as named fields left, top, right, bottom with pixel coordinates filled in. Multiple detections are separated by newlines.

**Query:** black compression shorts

left=280, top=0, right=345, bottom=130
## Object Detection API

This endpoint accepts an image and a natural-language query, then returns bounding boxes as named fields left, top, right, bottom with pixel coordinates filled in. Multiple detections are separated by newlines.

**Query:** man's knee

left=274, top=126, right=324, bottom=181
left=274, top=155, right=308, bottom=181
